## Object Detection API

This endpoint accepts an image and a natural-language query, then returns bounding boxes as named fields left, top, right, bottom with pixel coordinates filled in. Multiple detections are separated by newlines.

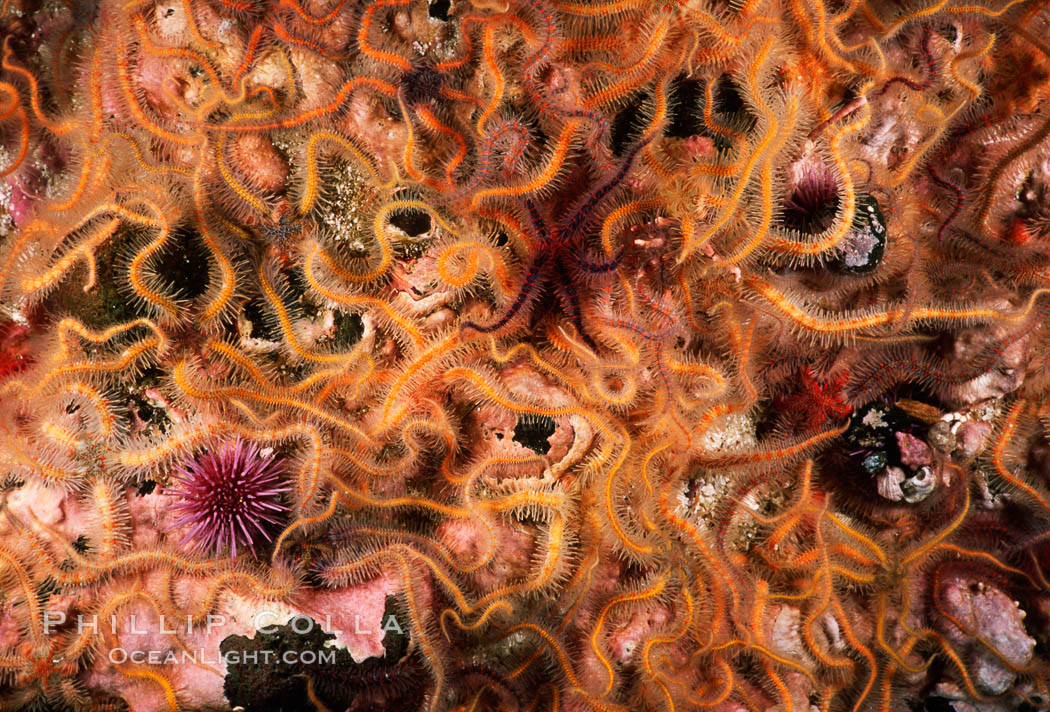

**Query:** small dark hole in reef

left=922, top=697, right=956, bottom=712
left=153, top=226, right=210, bottom=300
left=713, top=74, right=745, bottom=114
left=838, top=84, right=859, bottom=108
left=712, top=74, right=757, bottom=133
left=389, top=208, right=431, bottom=237
left=282, top=265, right=311, bottom=303
left=43, top=226, right=147, bottom=328
left=0, top=476, right=24, bottom=491
left=223, top=597, right=423, bottom=712
left=129, top=381, right=170, bottom=432
left=330, top=311, right=364, bottom=350
left=137, top=480, right=157, bottom=496
left=513, top=415, right=556, bottom=455
left=611, top=92, right=650, bottom=157
left=666, top=75, right=706, bottom=139
left=72, top=534, right=91, bottom=553
left=242, top=298, right=282, bottom=342
left=36, top=578, right=58, bottom=602
left=428, top=0, right=450, bottom=20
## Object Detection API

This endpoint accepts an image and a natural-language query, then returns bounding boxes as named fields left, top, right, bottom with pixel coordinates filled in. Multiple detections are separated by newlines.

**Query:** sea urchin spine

left=166, top=439, right=289, bottom=558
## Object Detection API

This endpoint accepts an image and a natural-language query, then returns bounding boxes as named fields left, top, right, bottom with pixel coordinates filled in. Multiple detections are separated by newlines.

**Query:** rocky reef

left=1, top=0, right=1049, bottom=709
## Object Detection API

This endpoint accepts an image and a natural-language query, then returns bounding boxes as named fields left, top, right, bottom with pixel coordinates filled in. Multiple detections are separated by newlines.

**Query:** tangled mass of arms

left=1, top=0, right=1050, bottom=708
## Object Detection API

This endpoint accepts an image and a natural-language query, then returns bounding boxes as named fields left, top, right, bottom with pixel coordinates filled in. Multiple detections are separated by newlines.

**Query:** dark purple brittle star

left=876, top=24, right=938, bottom=96
left=461, top=139, right=650, bottom=347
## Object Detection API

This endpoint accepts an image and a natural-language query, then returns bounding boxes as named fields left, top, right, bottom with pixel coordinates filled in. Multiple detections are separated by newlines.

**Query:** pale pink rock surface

left=940, top=315, right=1031, bottom=408
left=954, top=419, right=993, bottom=459
left=938, top=575, right=1036, bottom=695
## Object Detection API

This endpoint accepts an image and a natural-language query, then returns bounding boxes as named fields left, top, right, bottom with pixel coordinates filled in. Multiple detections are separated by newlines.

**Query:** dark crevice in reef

left=284, top=263, right=312, bottom=299
left=711, top=74, right=757, bottom=133
left=920, top=696, right=955, bottom=712
left=666, top=74, right=707, bottom=139
left=242, top=297, right=283, bottom=343
left=223, top=596, right=425, bottom=712
left=129, top=372, right=174, bottom=431
left=330, top=310, right=364, bottom=350
left=428, top=0, right=450, bottom=21
left=389, top=206, right=432, bottom=237
left=29, top=700, right=122, bottom=712
left=513, top=414, right=556, bottom=455
left=41, top=226, right=148, bottom=329
left=153, top=225, right=210, bottom=300
left=610, top=92, right=651, bottom=157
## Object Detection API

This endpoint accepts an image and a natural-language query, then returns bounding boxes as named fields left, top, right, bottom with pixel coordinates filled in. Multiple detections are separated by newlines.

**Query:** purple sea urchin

left=167, top=439, right=289, bottom=558
left=782, top=156, right=842, bottom=235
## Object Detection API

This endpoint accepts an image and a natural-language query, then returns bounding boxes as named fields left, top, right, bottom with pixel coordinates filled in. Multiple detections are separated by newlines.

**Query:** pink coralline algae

left=896, top=430, right=932, bottom=467
left=936, top=574, right=1038, bottom=696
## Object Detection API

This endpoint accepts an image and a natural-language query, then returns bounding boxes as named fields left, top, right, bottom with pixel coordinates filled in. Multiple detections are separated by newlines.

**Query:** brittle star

left=461, top=139, right=650, bottom=347
left=599, top=289, right=679, bottom=394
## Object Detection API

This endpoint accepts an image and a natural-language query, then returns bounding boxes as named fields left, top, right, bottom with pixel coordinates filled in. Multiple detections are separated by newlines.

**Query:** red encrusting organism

left=0, top=319, right=30, bottom=379
left=778, top=366, right=853, bottom=432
